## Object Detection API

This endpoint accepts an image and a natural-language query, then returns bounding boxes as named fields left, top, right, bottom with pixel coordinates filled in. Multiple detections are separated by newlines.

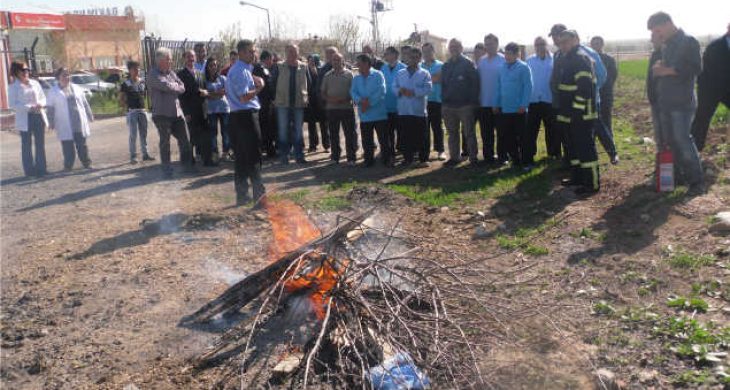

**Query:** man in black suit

left=691, top=24, right=730, bottom=151
left=177, top=50, right=215, bottom=166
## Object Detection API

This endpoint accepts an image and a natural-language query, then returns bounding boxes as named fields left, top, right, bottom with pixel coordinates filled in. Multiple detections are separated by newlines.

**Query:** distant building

left=415, top=30, right=448, bottom=60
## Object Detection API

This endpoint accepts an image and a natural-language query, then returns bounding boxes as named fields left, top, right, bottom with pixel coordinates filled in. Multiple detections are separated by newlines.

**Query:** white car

left=38, top=77, right=93, bottom=98
left=70, top=73, right=116, bottom=93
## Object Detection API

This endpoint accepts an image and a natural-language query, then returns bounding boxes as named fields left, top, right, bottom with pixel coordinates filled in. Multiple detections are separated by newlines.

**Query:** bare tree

left=327, top=14, right=361, bottom=55
left=256, top=12, right=306, bottom=41
left=217, top=21, right=243, bottom=52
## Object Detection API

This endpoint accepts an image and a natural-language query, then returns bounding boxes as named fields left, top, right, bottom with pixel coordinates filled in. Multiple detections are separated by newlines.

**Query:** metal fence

left=140, top=36, right=226, bottom=75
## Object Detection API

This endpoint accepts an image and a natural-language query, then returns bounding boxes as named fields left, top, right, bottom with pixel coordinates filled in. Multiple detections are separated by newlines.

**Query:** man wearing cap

left=590, top=36, right=619, bottom=164
left=556, top=30, right=600, bottom=195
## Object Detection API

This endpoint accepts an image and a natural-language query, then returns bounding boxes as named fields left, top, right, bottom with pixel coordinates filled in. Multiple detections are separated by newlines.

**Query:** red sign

left=9, top=12, right=65, bottom=30
left=0, top=12, right=9, bottom=29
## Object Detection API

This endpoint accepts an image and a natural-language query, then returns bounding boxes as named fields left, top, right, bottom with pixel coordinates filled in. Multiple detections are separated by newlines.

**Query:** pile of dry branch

left=180, top=208, right=526, bottom=389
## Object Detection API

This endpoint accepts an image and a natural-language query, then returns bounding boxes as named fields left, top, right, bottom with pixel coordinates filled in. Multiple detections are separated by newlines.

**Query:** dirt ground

left=1, top=77, right=729, bottom=389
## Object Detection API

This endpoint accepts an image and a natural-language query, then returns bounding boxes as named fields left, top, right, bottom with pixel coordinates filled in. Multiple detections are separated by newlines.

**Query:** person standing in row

left=147, top=47, right=193, bottom=179
left=221, top=50, right=237, bottom=76
left=691, top=23, right=730, bottom=151
left=441, top=38, right=480, bottom=167
left=477, top=34, right=506, bottom=164
left=46, top=67, right=94, bottom=170
left=526, top=37, right=557, bottom=160
left=421, top=42, right=446, bottom=161
left=178, top=50, right=214, bottom=166
left=273, top=44, right=310, bottom=164
left=205, top=57, right=230, bottom=164
left=193, top=43, right=207, bottom=74
left=9, top=61, right=48, bottom=177
left=362, top=44, right=385, bottom=70
left=254, top=50, right=276, bottom=158
left=321, top=52, right=357, bottom=165
left=494, top=43, right=533, bottom=169
left=351, top=54, right=390, bottom=167
left=646, top=12, right=704, bottom=193
left=393, top=47, right=433, bottom=168
left=305, top=54, right=324, bottom=153
left=590, top=35, right=620, bottom=164
left=556, top=30, right=600, bottom=194
left=225, top=39, right=266, bottom=204
left=382, top=46, right=406, bottom=159
left=120, top=60, right=154, bottom=164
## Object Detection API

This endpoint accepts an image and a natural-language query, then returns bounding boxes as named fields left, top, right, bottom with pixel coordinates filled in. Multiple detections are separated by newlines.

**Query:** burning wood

left=182, top=197, right=500, bottom=389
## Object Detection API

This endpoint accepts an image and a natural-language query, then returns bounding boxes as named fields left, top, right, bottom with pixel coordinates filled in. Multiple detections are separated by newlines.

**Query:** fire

left=262, top=196, right=343, bottom=319
left=262, top=196, right=321, bottom=262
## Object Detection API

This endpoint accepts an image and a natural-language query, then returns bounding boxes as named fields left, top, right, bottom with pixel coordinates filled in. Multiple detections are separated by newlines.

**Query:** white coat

left=8, top=79, right=49, bottom=132
left=46, top=84, right=94, bottom=141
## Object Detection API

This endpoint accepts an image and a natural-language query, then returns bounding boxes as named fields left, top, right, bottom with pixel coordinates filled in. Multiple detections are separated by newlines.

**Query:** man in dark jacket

left=691, top=24, right=730, bottom=151
left=177, top=50, right=214, bottom=166
left=441, top=38, right=480, bottom=166
left=590, top=35, right=619, bottom=164
left=254, top=50, right=276, bottom=158
left=647, top=11, right=704, bottom=192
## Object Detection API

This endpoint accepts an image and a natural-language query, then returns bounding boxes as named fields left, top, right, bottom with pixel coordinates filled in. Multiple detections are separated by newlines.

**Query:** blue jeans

left=20, top=113, right=47, bottom=176
left=655, top=108, right=704, bottom=186
left=208, top=112, right=230, bottom=154
left=276, top=107, right=305, bottom=161
left=127, top=110, right=149, bottom=158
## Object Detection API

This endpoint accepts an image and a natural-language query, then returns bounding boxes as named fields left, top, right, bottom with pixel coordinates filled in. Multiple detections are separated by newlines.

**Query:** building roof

left=420, top=30, right=448, bottom=43
left=64, top=14, right=143, bottom=31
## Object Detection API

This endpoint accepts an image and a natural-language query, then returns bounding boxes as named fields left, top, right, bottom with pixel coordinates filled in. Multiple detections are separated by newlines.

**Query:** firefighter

left=556, top=30, right=600, bottom=195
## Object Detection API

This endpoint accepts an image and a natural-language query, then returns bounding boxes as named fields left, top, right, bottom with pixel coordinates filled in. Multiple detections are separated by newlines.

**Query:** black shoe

left=363, top=160, right=375, bottom=168
left=130, top=157, right=138, bottom=165
left=444, top=159, right=460, bottom=167
left=561, top=178, right=577, bottom=187
left=142, top=154, right=155, bottom=161
left=296, top=158, right=308, bottom=164
left=236, top=195, right=252, bottom=206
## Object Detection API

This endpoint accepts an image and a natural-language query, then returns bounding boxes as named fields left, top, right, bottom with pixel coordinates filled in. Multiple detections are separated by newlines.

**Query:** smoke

left=202, top=258, right=248, bottom=286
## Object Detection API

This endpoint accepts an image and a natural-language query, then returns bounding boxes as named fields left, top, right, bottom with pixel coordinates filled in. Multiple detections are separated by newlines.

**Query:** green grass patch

left=592, top=300, right=616, bottom=316
left=667, top=295, right=709, bottom=313
left=495, top=219, right=558, bottom=256
left=618, top=58, right=649, bottom=80
left=315, top=195, right=351, bottom=211
left=666, top=251, right=717, bottom=271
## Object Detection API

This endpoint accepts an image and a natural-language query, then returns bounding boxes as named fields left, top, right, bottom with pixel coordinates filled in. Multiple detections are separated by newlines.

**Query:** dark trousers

left=497, top=113, right=525, bottom=165
left=20, top=113, right=47, bottom=177
left=527, top=102, right=558, bottom=158
left=208, top=112, right=230, bottom=154
left=61, top=132, right=91, bottom=169
left=387, top=112, right=399, bottom=154
left=307, top=111, right=330, bottom=150
left=186, top=114, right=212, bottom=164
left=555, top=108, right=571, bottom=166
left=477, top=107, right=500, bottom=161
left=152, top=115, right=193, bottom=173
left=229, top=110, right=265, bottom=200
left=566, top=118, right=600, bottom=190
left=691, top=87, right=730, bottom=151
left=259, top=103, right=277, bottom=157
left=426, top=101, right=444, bottom=153
left=327, top=108, right=358, bottom=162
left=361, top=120, right=392, bottom=165
left=595, top=102, right=617, bottom=158
left=399, top=115, right=429, bottom=163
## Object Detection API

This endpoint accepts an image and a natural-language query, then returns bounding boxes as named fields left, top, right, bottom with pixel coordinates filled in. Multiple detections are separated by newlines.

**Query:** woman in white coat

left=47, top=67, right=94, bottom=170
left=8, top=61, right=48, bottom=177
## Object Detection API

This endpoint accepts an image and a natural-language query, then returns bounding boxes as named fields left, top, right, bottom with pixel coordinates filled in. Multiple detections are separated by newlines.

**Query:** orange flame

left=262, top=196, right=342, bottom=319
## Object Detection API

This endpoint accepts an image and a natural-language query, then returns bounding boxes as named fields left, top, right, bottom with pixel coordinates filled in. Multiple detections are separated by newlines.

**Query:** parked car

left=38, top=77, right=93, bottom=98
left=70, top=72, right=116, bottom=92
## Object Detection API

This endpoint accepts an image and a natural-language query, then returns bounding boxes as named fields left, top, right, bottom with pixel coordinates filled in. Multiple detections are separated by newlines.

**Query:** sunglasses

left=21, top=68, right=31, bottom=72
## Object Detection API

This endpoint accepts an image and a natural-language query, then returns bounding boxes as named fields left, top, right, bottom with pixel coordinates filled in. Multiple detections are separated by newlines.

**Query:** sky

left=3, top=0, right=728, bottom=47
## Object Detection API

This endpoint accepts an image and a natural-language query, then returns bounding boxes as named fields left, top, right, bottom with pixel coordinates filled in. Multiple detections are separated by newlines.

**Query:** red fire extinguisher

left=656, top=148, right=674, bottom=192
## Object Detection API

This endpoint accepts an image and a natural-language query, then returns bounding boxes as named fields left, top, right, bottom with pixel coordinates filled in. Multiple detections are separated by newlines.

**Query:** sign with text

left=10, top=12, right=66, bottom=30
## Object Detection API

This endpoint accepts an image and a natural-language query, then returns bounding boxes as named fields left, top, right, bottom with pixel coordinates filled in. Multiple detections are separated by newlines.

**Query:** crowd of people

left=8, top=11, right=727, bottom=205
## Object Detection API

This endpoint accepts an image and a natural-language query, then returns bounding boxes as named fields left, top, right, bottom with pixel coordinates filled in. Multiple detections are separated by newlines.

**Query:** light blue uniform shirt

left=478, top=53, right=506, bottom=107
left=420, top=59, right=443, bottom=103
left=206, top=75, right=230, bottom=114
left=495, top=60, right=533, bottom=114
left=350, top=69, right=387, bottom=123
left=526, top=53, right=553, bottom=104
left=392, top=67, right=432, bottom=117
left=381, top=61, right=406, bottom=113
left=225, top=60, right=260, bottom=111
